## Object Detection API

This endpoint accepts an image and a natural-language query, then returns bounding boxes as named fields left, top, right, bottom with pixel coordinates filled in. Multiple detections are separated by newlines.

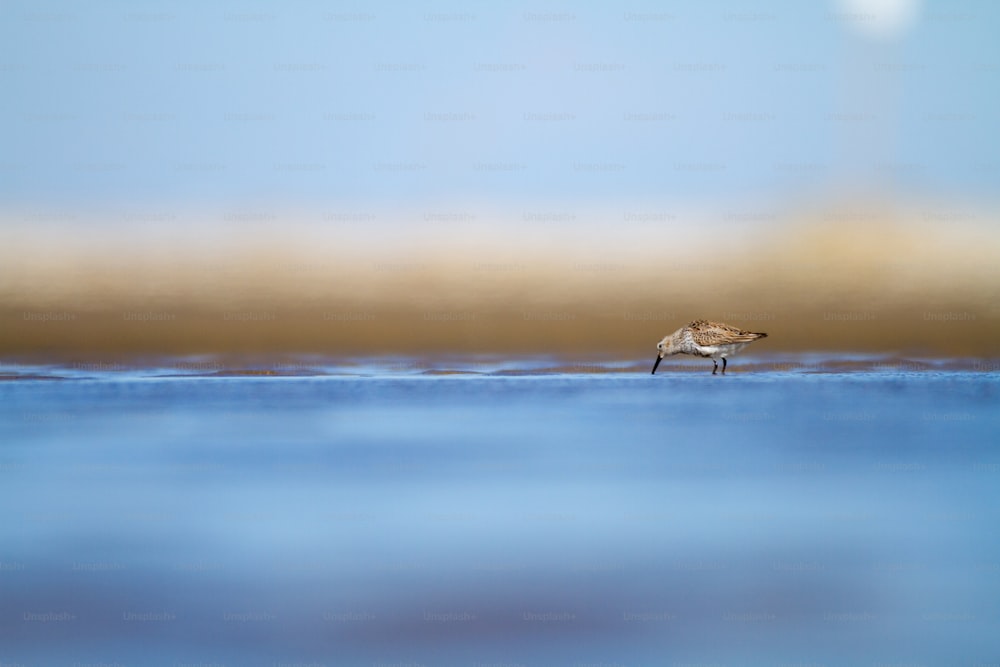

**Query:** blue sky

left=2, top=0, right=998, bottom=215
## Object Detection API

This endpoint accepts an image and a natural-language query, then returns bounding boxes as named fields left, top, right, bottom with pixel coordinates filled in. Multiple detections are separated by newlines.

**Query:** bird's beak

left=651, top=354, right=663, bottom=375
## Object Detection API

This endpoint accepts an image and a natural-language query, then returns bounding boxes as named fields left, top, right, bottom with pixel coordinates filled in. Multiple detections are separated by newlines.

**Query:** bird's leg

left=712, top=360, right=718, bottom=375
left=722, top=358, right=727, bottom=375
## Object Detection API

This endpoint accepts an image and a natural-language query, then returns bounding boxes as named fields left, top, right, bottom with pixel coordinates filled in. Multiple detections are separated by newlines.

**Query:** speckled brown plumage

left=653, top=320, right=768, bottom=375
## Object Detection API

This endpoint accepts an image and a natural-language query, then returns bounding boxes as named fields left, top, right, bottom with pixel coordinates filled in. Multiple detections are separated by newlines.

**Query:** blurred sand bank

left=2, top=205, right=997, bottom=361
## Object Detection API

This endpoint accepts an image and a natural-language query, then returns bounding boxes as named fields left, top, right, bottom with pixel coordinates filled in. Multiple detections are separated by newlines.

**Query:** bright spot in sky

left=837, top=0, right=921, bottom=39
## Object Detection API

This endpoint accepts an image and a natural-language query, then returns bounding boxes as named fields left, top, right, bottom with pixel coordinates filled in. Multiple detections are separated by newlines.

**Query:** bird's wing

left=689, top=321, right=765, bottom=346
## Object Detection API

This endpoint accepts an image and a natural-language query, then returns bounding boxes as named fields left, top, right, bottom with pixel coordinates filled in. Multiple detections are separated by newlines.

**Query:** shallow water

left=2, top=358, right=999, bottom=666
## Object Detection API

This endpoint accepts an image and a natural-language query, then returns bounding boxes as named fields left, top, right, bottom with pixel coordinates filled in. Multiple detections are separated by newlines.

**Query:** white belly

left=695, top=342, right=748, bottom=359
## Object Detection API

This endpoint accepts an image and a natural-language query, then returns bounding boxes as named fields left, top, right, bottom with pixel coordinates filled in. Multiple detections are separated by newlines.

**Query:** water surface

left=2, top=358, right=998, bottom=665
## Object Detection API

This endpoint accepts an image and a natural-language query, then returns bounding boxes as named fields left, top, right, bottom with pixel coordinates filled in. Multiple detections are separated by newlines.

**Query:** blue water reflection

left=2, top=365, right=999, bottom=665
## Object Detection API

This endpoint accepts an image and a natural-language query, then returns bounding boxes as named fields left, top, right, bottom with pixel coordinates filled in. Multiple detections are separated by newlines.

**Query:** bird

left=651, top=320, right=768, bottom=375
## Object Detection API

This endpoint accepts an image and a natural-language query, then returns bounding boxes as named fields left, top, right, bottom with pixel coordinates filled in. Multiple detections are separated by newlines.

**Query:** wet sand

left=1, top=353, right=999, bottom=380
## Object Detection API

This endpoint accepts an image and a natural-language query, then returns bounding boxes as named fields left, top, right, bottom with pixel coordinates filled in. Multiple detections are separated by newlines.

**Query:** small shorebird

left=651, top=320, right=768, bottom=375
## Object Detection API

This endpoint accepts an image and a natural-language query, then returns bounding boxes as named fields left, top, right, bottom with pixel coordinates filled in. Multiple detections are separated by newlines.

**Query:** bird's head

left=651, top=336, right=677, bottom=374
